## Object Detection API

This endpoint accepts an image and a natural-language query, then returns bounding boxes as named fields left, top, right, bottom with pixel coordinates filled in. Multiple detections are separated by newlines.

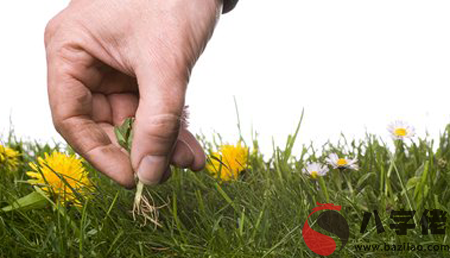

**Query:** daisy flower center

left=394, top=128, right=407, bottom=137
left=311, top=171, right=318, bottom=179
left=337, top=158, right=348, bottom=167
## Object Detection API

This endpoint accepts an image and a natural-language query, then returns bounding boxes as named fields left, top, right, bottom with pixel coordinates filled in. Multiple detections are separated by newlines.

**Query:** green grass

left=1, top=119, right=450, bottom=258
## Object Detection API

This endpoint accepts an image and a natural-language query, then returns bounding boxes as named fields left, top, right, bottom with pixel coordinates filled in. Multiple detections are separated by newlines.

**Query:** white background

left=1, top=0, right=450, bottom=156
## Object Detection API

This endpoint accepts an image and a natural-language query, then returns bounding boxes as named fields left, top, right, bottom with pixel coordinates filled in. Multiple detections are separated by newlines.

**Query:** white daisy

left=325, top=153, right=359, bottom=170
left=303, top=162, right=329, bottom=179
left=387, top=120, right=415, bottom=140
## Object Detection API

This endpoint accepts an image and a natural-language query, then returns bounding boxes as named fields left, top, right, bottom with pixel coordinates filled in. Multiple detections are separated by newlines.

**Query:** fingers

left=171, top=140, right=195, bottom=169
left=143, top=128, right=206, bottom=183
left=159, top=167, right=172, bottom=184
left=108, top=93, right=139, bottom=125
left=47, top=45, right=135, bottom=188
left=171, top=129, right=206, bottom=171
left=131, top=64, right=188, bottom=185
left=92, top=94, right=113, bottom=124
left=55, top=112, right=135, bottom=189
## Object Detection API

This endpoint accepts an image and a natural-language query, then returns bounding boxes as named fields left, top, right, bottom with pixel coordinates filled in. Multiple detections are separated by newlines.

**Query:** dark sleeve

left=222, top=0, right=238, bottom=13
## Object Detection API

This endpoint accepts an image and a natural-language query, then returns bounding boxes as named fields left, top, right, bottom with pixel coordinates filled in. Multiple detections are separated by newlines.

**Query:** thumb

left=131, top=67, right=187, bottom=185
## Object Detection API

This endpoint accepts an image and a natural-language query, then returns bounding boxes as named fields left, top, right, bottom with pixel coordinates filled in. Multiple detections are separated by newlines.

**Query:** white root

left=132, top=181, right=163, bottom=228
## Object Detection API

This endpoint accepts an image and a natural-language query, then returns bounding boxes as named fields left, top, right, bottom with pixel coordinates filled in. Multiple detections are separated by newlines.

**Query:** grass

left=1, top=118, right=450, bottom=258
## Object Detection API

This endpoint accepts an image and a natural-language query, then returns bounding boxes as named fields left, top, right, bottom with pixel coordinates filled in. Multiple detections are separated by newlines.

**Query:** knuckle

left=50, top=42, right=93, bottom=81
left=141, top=114, right=181, bottom=141
left=44, top=18, right=58, bottom=46
left=45, top=22, right=88, bottom=67
left=52, top=119, right=63, bottom=134
left=51, top=113, right=77, bottom=138
left=149, top=113, right=181, bottom=133
left=55, top=43, right=82, bottom=64
left=44, top=12, right=67, bottom=47
left=51, top=114, right=67, bottom=135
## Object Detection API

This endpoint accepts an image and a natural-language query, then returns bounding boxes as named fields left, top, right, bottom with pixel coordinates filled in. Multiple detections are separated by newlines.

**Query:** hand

left=45, top=0, right=222, bottom=188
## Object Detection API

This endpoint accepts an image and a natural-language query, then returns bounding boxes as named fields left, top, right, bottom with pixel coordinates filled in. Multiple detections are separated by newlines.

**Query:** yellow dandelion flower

left=206, top=142, right=249, bottom=182
left=0, top=144, right=20, bottom=173
left=26, top=151, right=92, bottom=207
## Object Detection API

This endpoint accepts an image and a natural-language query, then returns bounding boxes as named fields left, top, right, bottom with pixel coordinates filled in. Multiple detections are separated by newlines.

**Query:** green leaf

left=356, top=172, right=375, bottom=189
left=406, top=176, right=420, bottom=190
left=114, top=117, right=135, bottom=152
left=1, top=191, right=49, bottom=212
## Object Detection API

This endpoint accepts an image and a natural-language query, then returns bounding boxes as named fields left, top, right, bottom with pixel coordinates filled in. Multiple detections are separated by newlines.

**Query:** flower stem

left=318, top=176, right=329, bottom=203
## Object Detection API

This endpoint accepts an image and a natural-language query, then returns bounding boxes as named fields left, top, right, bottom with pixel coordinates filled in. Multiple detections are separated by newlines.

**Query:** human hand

left=45, top=0, right=222, bottom=188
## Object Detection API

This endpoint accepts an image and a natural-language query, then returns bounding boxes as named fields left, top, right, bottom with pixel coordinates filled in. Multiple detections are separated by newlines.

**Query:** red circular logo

left=302, top=202, right=349, bottom=256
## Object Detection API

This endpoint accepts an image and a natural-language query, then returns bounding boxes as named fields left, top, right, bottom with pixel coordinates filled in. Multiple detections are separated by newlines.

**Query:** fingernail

left=137, top=155, right=167, bottom=185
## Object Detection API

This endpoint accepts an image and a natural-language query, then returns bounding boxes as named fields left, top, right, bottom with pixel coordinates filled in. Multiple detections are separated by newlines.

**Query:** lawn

left=1, top=116, right=450, bottom=258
